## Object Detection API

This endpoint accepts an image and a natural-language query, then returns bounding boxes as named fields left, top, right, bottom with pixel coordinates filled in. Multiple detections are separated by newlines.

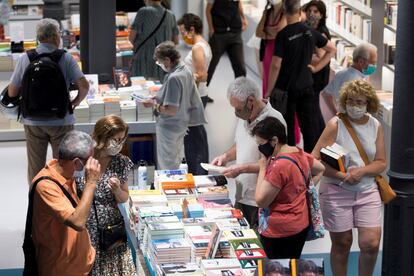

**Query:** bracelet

left=155, top=104, right=161, bottom=113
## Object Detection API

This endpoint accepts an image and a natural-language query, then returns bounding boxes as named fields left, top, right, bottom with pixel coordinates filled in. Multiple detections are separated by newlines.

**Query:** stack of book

left=148, top=238, right=192, bottom=271
left=154, top=169, right=188, bottom=189
left=87, top=98, right=104, bottom=123
left=103, top=96, right=121, bottom=117
left=157, top=263, right=203, bottom=276
left=320, top=143, right=349, bottom=173
left=136, top=102, right=153, bottom=122
left=163, top=188, right=197, bottom=201
left=129, top=190, right=168, bottom=208
left=136, top=205, right=174, bottom=250
left=196, top=186, right=229, bottom=200
left=119, top=100, right=136, bottom=121
left=224, top=229, right=266, bottom=271
left=200, top=259, right=243, bottom=275
left=187, top=204, right=204, bottom=218
left=147, top=222, right=185, bottom=241
left=194, top=175, right=228, bottom=188
left=73, top=100, right=89, bottom=123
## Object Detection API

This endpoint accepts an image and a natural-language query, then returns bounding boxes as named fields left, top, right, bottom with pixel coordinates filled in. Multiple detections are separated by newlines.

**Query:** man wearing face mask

left=29, top=130, right=100, bottom=276
left=76, top=115, right=136, bottom=275
left=7, top=18, right=90, bottom=184
left=322, top=43, right=377, bottom=116
left=211, top=77, right=286, bottom=229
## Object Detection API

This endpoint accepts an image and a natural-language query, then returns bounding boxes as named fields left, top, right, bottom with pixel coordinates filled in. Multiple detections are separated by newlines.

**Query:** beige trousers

left=24, top=125, right=73, bottom=184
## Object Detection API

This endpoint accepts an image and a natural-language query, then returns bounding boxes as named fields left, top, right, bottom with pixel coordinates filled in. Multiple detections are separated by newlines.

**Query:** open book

left=320, top=143, right=350, bottom=173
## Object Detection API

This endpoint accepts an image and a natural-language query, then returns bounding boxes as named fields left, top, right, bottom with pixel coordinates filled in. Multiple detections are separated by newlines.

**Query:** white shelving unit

left=384, top=24, right=397, bottom=33
left=326, top=20, right=365, bottom=46
left=12, top=1, right=44, bottom=5
left=338, top=0, right=372, bottom=17
left=9, top=15, right=42, bottom=20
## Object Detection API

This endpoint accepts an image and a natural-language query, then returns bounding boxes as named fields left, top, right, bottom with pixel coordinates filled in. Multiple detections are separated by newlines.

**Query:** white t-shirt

left=184, top=41, right=212, bottom=97
left=234, top=102, right=286, bottom=206
left=322, top=114, right=379, bottom=192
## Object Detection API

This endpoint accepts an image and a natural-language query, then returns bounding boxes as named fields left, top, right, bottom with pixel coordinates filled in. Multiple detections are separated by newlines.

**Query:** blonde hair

left=339, top=79, right=379, bottom=113
left=92, top=115, right=129, bottom=152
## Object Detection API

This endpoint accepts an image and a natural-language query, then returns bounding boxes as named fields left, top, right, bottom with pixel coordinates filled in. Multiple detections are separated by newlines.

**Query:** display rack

left=0, top=121, right=156, bottom=142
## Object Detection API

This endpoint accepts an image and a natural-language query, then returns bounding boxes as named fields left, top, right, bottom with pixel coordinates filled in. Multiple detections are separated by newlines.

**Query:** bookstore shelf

left=383, top=63, right=395, bottom=72
left=326, top=20, right=365, bottom=46
left=0, top=121, right=156, bottom=142
left=12, top=1, right=44, bottom=5
left=337, top=0, right=372, bottom=17
left=384, top=24, right=396, bottom=33
left=9, top=15, right=43, bottom=20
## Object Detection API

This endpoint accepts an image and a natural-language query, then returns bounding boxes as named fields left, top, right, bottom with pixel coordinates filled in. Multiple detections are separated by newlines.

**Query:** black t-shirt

left=312, top=25, right=331, bottom=92
left=274, top=22, right=328, bottom=91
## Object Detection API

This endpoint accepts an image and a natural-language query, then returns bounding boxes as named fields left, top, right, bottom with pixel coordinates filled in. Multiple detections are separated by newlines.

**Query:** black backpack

left=19, top=49, right=72, bottom=119
left=22, top=176, right=77, bottom=276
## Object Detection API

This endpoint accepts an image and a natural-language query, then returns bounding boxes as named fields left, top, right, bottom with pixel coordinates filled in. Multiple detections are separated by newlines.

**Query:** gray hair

left=284, top=0, right=301, bottom=15
left=36, top=18, right=60, bottom=42
left=58, top=130, right=94, bottom=160
left=227, top=77, right=261, bottom=102
left=154, top=41, right=181, bottom=64
left=353, top=43, right=377, bottom=62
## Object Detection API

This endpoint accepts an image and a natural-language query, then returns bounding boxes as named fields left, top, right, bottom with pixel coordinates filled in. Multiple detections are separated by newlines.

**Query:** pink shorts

left=319, top=183, right=382, bottom=232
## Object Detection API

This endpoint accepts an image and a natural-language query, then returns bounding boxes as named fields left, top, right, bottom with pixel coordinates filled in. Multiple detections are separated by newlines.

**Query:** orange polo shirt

left=32, top=159, right=95, bottom=276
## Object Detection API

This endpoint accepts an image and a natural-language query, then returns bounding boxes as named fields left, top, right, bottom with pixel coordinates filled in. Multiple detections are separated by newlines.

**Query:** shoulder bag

left=133, top=8, right=167, bottom=54
left=338, top=113, right=396, bottom=204
left=23, top=176, right=78, bottom=276
left=275, top=156, right=325, bottom=241
left=93, top=199, right=127, bottom=252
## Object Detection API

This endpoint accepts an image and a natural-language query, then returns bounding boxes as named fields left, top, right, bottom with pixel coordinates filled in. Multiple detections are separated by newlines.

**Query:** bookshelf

left=337, top=0, right=372, bottom=17
left=9, top=0, right=44, bottom=21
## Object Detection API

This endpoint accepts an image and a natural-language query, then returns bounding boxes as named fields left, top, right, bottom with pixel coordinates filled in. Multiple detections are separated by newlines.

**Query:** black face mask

left=258, top=141, right=275, bottom=158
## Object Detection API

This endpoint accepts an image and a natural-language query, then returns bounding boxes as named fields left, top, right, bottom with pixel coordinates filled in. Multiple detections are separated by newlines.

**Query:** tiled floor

left=0, top=51, right=382, bottom=275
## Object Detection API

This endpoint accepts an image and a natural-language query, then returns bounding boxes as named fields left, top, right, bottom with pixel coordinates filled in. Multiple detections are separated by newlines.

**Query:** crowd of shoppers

left=12, top=0, right=387, bottom=275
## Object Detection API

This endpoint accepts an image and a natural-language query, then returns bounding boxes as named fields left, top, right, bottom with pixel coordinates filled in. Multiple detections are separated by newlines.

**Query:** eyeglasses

left=346, top=98, right=367, bottom=106
left=109, top=137, right=127, bottom=146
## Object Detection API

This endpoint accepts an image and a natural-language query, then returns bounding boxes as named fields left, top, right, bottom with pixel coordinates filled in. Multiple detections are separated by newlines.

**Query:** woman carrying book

left=251, top=116, right=325, bottom=259
left=312, top=80, right=386, bottom=276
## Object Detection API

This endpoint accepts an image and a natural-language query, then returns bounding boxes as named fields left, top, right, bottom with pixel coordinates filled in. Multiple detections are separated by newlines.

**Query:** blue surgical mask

left=363, top=64, right=377, bottom=76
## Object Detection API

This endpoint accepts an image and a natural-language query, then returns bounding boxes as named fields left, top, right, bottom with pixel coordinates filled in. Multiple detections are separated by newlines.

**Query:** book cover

left=259, top=259, right=291, bottom=276
left=223, top=229, right=258, bottom=241
left=229, top=239, right=263, bottom=251
left=159, top=263, right=202, bottom=275
left=204, top=223, right=223, bottom=259
left=201, top=259, right=241, bottom=271
left=206, top=268, right=246, bottom=276
left=294, top=258, right=325, bottom=276
left=235, top=249, right=266, bottom=260
left=113, top=68, right=131, bottom=89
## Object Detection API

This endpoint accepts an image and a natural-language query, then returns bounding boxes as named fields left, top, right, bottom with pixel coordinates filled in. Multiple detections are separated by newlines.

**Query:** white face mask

left=106, top=140, right=123, bottom=156
left=346, top=104, right=367, bottom=120
left=156, top=60, right=169, bottom=72
left=269, top=0, right=282, bottom=5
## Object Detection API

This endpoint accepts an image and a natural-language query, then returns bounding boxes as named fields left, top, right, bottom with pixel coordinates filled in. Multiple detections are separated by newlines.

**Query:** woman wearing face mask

left=304, top=0, right=331, bottom=142
left=143, top=41, right=206, bottom=170
left=252, top=116, right=325, bottom=259
left=312, top=80, right=386, bottom=276
left=177, top=13, right=211, bottom=175
left=76, top=115, right=135, bottom=276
